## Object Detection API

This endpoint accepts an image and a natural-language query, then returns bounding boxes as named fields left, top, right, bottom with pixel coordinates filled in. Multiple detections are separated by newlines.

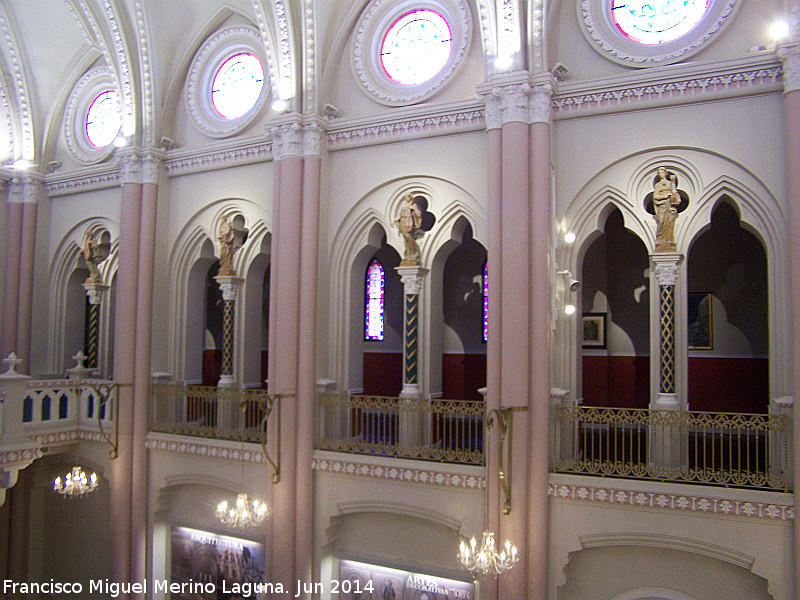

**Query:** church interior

left=0, top=0, right=799, bottom=599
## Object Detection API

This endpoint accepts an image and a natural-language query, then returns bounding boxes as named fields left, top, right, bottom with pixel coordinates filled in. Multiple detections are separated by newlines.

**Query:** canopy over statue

left=394, top=193, right=436, bottom=266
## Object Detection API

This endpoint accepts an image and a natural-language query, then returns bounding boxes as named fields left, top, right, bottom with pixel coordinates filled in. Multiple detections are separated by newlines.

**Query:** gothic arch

left=326, top=176, right=486, bottom=394
left=167, top=198, right=270, bottom=381
left=48, top=217, right=119, bottom=375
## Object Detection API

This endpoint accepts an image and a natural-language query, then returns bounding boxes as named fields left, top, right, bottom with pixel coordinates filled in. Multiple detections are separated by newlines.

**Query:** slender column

left=215, top=276, right=244, bottom=388
left=650, top=253, right=683, bottom=471
left=83, top=284, right=109, bottom=370
left=111, top=151, right=143, bottom=592
left=2, top=180, right=24, bottom=358
left=396, top=266, right=428, bottom=398
left=777, top=31, right=800, bottom=600
left=295, top=118, right=324, bottom=595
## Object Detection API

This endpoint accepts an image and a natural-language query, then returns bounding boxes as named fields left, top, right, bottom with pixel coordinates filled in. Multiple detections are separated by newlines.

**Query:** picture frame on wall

left=582, top=313, right=606, bottom=349
left=688, top=292, right=713, bottom=350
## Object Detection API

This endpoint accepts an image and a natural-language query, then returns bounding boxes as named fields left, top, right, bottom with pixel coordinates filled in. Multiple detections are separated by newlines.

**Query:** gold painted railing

left=316, top=393, right=484, bottom=465
left=150, top=383, right=271, bottom=443
left=552, top=405, right=791, bottom=491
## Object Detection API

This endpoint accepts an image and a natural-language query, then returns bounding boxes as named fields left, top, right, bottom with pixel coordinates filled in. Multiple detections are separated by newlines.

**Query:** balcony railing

left=551, top=405, right=791, bottom=491
left=316, top=393, right=484, bottom=465
left=150, top=383, right=272, bottom=443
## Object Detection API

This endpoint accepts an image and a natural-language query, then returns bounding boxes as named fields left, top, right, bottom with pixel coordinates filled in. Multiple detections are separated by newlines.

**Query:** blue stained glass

left=365, top=259, right=385, bottom=341
left=483, top=261, right=488, bottom=342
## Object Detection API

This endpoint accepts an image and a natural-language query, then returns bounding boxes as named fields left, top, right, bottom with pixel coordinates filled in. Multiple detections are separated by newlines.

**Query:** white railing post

left=549, top=388, right=570, bottom=469
left=0, top=353, right=31, bottom=445
left=67, top=351, right=92, bottom=425
left=771, top=396, right=793, bottom=488
left=315, top=379, right=338, bottom=443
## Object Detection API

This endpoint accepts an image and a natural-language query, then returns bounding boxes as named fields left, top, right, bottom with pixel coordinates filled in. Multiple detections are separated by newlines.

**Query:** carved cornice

left=118, top=148, right=164, bottom=185
left=553, top=54, right=782, bottom=119
left=270, top=115, right=328, bottom=160
left=165, top=139, right=273, bottom=176
left=45, top=166, right=121, bottom=197
left=777, top=40, right=800, bottom=94
left=478, top=72, right=555, bottom=128
left=549, top=482, right=794, bottom=521
left=145, top=436, right=270, bottom=464
left=313, top=456, right=485, bottom=490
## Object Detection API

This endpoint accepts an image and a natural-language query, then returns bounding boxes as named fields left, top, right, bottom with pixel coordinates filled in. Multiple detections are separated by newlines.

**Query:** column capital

left=117, top=147, right=164, bottom=185
left=270, top=114, right=328, bottom=160
left=651, top=252, right=683, bottom=286
left=477, top=71, right=555, bottom=129
left=83, top=282, right=110, bottom=305
left=395, top=266, right=429, bottom=295
left=214, top=275, right=244, bottom=301
left=8, top=172, right=44, bottom=204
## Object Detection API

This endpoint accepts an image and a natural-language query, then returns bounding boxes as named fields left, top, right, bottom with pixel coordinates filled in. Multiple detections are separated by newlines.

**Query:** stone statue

left=651, top=166, right=685, bottom=252
left=394, top=193, right=436, bottom=265
left=82, top=229, right=107, bottom=284
left=217, top=214, right=249, bottom=276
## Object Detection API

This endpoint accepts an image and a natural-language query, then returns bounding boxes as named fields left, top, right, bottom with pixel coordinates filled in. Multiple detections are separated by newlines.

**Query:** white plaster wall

left=548, top=475, right=793, bottom=600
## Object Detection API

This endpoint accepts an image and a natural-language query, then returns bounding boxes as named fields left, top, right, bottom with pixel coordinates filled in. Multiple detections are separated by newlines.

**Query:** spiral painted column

left=82, top=283, right=108, bottom=370
left=396, top=266, right=427, bottom=398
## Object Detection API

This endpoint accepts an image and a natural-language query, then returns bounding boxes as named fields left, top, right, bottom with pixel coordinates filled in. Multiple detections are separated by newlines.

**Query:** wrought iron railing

left=150, top=383, right=272, bottom=443
left=316, top=393, right=484, bottom=465
left=552, top=405, right=790, bottom=491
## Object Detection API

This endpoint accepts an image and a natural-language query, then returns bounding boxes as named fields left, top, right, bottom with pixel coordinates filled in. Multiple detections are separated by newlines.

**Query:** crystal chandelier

left=216, top=492, right=269, bottom=528
left=53, top=466, right=98, bottom=498
left=458, top=530, right=519, bottom=577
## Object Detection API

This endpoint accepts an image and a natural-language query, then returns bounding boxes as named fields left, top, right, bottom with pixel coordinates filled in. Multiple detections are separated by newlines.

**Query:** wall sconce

left=557, top=269, right=581, bottom=292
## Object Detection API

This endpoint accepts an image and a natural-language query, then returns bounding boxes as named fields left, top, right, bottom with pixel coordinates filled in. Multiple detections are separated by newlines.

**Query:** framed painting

left=688, top=292, right=713, bottom=350
left=582, top=313, right=607, bottom=349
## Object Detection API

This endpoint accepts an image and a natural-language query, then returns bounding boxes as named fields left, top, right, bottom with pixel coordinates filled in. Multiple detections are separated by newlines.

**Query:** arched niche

left=352, top=227, right=403, bottom=396
left=435, top=219, right=487, bottom=400
left=185, top=239, right=217, bottom=384
left=686, top=200, right=768, bottom=413
left=203, top=261, right=223, bottom=386
left=242, top=235, right=271, bottom=388
left=580, top=207, right=650, bottom=408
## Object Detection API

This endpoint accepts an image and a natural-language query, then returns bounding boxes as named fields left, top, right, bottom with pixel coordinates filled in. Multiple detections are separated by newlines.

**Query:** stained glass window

left=86, top=90, right=121, bottom=148
left=483, top=261, right=488, bottom=342
left=212, top=52, right=264, bottom=119
left=365, top=259, right=385, bottom=341
left=611, top=0, right=709, bottom=45
left=380, top=9, right=452, bottom=85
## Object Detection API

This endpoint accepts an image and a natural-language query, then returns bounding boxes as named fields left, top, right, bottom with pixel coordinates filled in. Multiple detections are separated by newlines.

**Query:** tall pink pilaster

left=478, top=72, right=553, bottom=600
left=111, top=150, right=143, bottom=593
left=268, top=117, right=304, bottom=594
left=130, top=155, right=162, bottom=598
left=777, top=35, right=800, bottom=600
left=16, top=177, right=41, bottom=373
left=3, top=180, right=24, bottom=358
left=295, top=117, right=324, bottom=596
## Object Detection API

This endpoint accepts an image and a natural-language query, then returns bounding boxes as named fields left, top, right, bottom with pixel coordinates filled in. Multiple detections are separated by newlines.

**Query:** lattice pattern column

left=215, top=276, right=243, bottom=388
left=652, top=254, right=682, bottom=406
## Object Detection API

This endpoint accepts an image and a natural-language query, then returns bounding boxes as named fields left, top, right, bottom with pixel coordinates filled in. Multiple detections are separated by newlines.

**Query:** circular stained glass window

left=611, top=0, right=710, bottom=45
left=85, top=90, right=121, bottom=148
left=380, top=9, right=452, bottom=85
left=211, top=52, right=264, bottom=120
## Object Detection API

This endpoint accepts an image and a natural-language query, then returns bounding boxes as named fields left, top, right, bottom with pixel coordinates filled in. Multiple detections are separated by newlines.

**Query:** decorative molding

left=185, top=26, right=269, bottom=138
left=303, top=0, right=316, bottom=113
left=352, top=0, right=472, bottom=106
left=27, top=429, right=109, bottom=446
left=251, top=0, right=282, bottom=102
left=165, top=140, right=273, bottom=176
left=312, top=456, right=485, bottom=490
left=0, top=7, right=33, bottom=160
left=45, top=166, right=121, bottom=197
left=63, top=67, right=119, bottom=165
left=549, top=482, right=794, bottom=521
left=271, top=119, right=304, bottom=160
left=530, top=82, right=553, bottom=124
left=215, top=276, right=244, bottom=302
left=553, top=56, right=782, bottom=118
left=653, top=257, right=681, bottom=286
left=531, top=0, right=545, bottom=72
left=0, top=447, right=42, bottom=465
left=102, top=0, right=134, bottom=134
left=145, top=437, right=269, bottom=464
left=133, top=0, right=154, bottom=142
left=579, top=0, right=741, bottom=68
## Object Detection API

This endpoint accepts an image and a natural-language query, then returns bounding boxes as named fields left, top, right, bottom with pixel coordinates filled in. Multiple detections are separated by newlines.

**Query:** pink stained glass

left=365, top=259, right=385, bottom=341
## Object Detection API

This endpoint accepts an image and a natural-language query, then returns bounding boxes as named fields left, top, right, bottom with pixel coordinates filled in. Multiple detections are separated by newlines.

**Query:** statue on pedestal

left=82, top=229, right=110, bottom=284
left=394, top=193, right=436, bottom=265
left=646, top=166, right=689, bottom=253
left=217, top=215, right=249, bottom=276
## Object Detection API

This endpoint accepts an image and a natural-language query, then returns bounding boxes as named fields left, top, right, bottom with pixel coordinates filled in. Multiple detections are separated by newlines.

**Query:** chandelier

left=53, top=466, right=98, bottom=498
left=216, top=492, right=269, bottom=528
left=459, top=530, right=519, bottom=577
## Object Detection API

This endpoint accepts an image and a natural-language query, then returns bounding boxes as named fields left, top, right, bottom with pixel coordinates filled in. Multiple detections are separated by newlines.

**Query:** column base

left=652, top=393, right=680, bottom=410
left=217, top=375, right=237, bottom=389
left=400, top=383, right=421, bottom=399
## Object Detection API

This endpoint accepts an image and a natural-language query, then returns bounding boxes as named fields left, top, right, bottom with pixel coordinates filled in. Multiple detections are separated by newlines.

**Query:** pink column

left=483, top=126, right=502, bottom=600
left=16, top=199, right=38, bottom=372
left=268, top=123, right=303, bottom=592
left=130, top=174, right=159, bottom=597
left=527, top=118, right=552, bottom=600
left=498, top=117, right=531, bottom=599
left=3, top=193, right=23, bottom=357
left=295, top=143, right=322, bottom=597
left=111, top=173, right=143, bottom=591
